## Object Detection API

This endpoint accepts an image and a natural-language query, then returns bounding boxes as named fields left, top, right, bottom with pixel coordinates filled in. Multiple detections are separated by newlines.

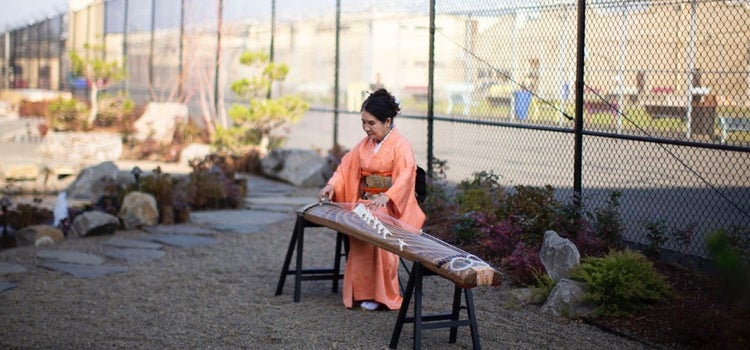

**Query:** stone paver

left=190, top=210, right=292, bottom=234
left=38, top=262, right=128, bottom=279
left=0, top=262, right=27, bottom=274
left=0, top=281, right=17, bottom=292
left=245, top=196, right=316, bottom=213
left=105, top=248, right=165, bottom=264
left=36, top=250, right=104, bottom=265
left=244, top=175, right=296, bottom=197
left=103, top=238, right=163, bottom=250
left=145, top=234, right=219, bottom=248
left=143, top=224, right=217, bottom=236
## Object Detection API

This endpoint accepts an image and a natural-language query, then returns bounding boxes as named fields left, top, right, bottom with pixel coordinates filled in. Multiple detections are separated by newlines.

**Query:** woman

left=319, top=88, right=426, bottom=311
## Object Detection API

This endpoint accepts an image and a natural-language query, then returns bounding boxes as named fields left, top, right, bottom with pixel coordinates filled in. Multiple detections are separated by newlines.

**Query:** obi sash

left=360, top=170, right=392, bottom=199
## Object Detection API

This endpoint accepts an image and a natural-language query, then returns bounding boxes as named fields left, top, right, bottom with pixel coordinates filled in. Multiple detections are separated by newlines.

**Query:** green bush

left=47, top=97, right=89, bottom=131
left=706, top=229, right=750, bottom=310
left=455, top=170, right=507, bottom=216
left=571, top=250, right=671, bottom=317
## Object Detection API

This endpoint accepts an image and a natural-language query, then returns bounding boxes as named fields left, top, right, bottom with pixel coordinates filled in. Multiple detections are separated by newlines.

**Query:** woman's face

left=361, top=110, right=391, bottom=142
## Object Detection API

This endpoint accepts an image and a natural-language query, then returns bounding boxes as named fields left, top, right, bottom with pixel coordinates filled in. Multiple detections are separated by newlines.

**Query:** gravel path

left=0, top=191, right=654, bottom=349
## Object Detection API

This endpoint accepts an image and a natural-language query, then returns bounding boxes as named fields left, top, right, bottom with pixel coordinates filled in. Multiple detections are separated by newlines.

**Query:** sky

left=0, top=0, right=68, bottom=31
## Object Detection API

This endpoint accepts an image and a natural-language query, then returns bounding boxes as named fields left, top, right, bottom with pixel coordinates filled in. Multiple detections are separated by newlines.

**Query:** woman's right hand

left=319, top=185, right=334, bottom=202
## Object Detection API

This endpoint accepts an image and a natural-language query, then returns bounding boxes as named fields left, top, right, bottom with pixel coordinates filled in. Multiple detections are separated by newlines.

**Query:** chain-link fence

left=1, top=0, right=748, bottom=260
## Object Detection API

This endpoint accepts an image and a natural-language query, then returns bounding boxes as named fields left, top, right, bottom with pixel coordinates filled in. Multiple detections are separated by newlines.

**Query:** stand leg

left=413, top=263, right=424, bottom=350
left=390, top=261, right=418, bottom=349
left=465, top=289, right=481, bottom=350
left=331, top=233, right=345, bottom=293
left=449, top=285, right=461, bottom=343
left=274, top=214, right=302, bottom=296
left=293, top=215, right=305, bottom=303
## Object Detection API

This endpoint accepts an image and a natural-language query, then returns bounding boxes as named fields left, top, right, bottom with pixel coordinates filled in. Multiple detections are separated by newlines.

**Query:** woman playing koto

left=318, top=88, right=426, bottom=311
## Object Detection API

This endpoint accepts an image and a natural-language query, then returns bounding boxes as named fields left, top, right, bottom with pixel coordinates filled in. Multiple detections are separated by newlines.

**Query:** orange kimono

left=327, top=128, right=426, bottom=310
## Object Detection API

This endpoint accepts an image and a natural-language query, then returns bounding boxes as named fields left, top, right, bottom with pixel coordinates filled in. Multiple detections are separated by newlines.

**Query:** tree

left=217, top=50, right=309, bottom=155
left=69, top=43, right=125, bottom=125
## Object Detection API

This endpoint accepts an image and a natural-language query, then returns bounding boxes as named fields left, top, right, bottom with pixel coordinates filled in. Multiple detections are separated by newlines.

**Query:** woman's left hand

left=368, top=194, right=390, bottom=209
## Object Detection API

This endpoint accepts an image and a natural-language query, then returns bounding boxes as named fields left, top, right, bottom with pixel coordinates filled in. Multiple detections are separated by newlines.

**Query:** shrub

left=138, top=169, right=175, bottom=224
left=706, top=228, right=750, bottom=310
left=47, top=97, right=89, bottom=131
left=480, top=217, right=524, bottom=259
left=530, top=269, right=557, bottom=303
left=643, top=219, right=669, bottom=258
left=593, top=191, right=624, bottom=248
left=186, top=154, right=246, bottom=210
left=421, top=158, right=456, bottom=229
left=507, top=185, right=558, bottom=243
left=95, top=93, right=135, bottom=128
left=455, top=170, right=506, bottom=217
left=450, top=211, right=488, bottom=245
left=571, top=250, right=672, bottom=317
left=501, top=241, right=544, bottom=286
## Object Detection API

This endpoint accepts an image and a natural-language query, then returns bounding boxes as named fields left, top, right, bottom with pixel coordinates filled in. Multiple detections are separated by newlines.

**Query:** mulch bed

left=583, top=262, right=750, bottom=349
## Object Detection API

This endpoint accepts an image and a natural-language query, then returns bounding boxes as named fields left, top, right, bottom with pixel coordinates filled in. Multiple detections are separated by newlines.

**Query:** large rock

left=14, top=225, right=64, bottom=247
left=70, top=211, right=120, bottom=237
left=179, top=143, right=212, bottom=165
left=66, top=161, right=120, bottom=201
left=133, top=102, right=189, bottom=144
left=261, top=148, right=328, bottom=188
left=540, top=278, right=594, bottom=318
left=37, top=131, right=122, bottom=167
left=118, top=191, right=159, bottom=229
left=539, top=230, right=580, bottom=281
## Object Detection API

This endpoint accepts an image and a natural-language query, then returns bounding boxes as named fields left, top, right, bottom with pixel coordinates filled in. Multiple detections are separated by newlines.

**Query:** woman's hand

left=367, top=194, right=390, bottom=209
left=319, top=185, right=334, bottom=202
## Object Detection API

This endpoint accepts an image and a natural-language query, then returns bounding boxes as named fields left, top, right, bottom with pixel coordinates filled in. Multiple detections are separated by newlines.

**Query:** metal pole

left=685, top=0, right=697, bottom=139
left=148, top=0, right=155, bottom=88
left=58, top=17, right=64, bottom=90
left=123, top=0, right=129, bottom=92
left=333, top=0, right=340, bottom=148
left=214, top=0, right=223, bottom=125
left=35, top=23, right=40, bottom=88
left=267, top=0, right=275, bottom=99
left=427, top=0, right=435, bottom=176
left=4, top=31, right=9, bottom=89
left=102, top=2, right=107, bottom=60
left=573, top=0, right=586, bottom=204
left=178, top=0, right=185, bottom=98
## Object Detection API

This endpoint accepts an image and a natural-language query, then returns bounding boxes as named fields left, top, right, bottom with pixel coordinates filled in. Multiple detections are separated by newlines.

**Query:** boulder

left=70, top=211, right=120, bottom=237
left=539, top=230, right=580, bottom=281
left=179, top=143, right=212, bottom=165
left=133, top=102, right=189, bottom=144
left=118, top=191, right=159, bottom=229
left=37, top=131, right=122, bottom=167
left=540, top=278, right=594, bottom=318
left=66, top=161, right=120, bottom=201
left=14, top=225, right=64, bottom=247
left=261, top=148, right=328, bottom=188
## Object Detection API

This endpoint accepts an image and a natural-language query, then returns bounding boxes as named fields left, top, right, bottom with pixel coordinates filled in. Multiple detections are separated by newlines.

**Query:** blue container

left=513, top=91, right=532, bottom=120
left=73, top=77, right=88, bottom=89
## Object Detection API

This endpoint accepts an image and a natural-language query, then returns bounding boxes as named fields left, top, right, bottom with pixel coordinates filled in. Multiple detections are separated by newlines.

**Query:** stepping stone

left=0, top=262, right=27, bottom=275
left=145, top=234, right=218, bottom=248
left=190, top=210, right=291, bottom=234
left=103, top=238, right=163, bottom=250
left=245, top=176, right=295, bottom=197
left=36, top=250, right=104, bottom=265
left=39, top=263, right=128, bottom=279
left=142, top=224, right=217, bottom=236
left=0, top=281, right=17, bottom=292
left=104, top=248, right=165, bottom=264
left=246, top=196, right=317, bottom=207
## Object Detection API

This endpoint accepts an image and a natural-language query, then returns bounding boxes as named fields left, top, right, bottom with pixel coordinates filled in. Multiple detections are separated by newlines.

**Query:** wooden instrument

left=300, top=202, right=503, bottom=289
